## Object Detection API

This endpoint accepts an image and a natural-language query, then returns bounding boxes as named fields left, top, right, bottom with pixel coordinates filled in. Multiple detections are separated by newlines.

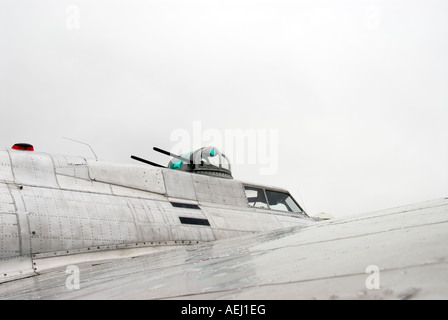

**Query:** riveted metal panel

left=0, top=213, right=19, bottom=259
left=162, top=169, right=197, bottom=200
left=56, top=175, right=112, bottom=194
left=138, top=225, right=174, bottom=242
left=193, top=175, right=247, bottom=207
left=88, top=160, right=165, bottom=195
left=200, top=205, right=282, bottom=235
left=10, top=151, right=58, bottom=189
left=52, top=154, right=116, bottom=194
left=0, top=151, right=13, bottom=182
left=0, top=184, right=16, bottom=215
left=111, top=184, right=166, bottom=200
left=21, top=186, right=139, bottom=255
left=171, top=225, right=215, bottom=242
left=5, top=185, right=32, bottom=257
left=157, top=200, right=208, bottom=223
left=0, top=256, right=35, bottom=284
left=127, top=197, right=215, bottom=243
left=129, top=198, right=165, bottom=225
left=52, top=154, right=89, bottom=180
left=158, top=200, right=215, bottom=242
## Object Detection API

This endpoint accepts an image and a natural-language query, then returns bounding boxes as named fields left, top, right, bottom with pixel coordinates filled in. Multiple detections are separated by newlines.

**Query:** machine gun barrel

left=153, top=147, right=193, bottom=165
left=130, top=155, right=165, bottom=168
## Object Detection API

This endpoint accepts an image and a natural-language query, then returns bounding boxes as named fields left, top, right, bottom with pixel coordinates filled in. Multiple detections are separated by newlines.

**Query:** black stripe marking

left=179, top=217, right=210, bottom=226
left=171, top=202, right=200, bottom=210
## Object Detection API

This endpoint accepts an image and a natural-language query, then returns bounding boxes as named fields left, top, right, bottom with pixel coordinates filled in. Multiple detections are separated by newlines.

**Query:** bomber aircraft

left=0, top=143, right=447, bottom=299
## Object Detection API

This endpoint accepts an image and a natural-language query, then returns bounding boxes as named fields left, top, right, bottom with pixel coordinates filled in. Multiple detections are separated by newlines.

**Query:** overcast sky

left=1, top=0, right=447, bottom=217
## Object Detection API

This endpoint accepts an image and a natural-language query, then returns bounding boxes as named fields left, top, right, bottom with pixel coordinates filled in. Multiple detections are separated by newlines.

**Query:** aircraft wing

left=0, top=197, right=447, bottom=300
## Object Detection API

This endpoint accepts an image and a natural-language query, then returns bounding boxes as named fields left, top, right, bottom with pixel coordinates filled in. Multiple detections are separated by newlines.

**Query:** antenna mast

left=63, top=137, right=99, bottom=161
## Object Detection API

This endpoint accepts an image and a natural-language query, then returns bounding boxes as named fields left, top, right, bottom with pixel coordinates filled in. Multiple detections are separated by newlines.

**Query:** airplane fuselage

left=0, top=148, right=313, bottom=282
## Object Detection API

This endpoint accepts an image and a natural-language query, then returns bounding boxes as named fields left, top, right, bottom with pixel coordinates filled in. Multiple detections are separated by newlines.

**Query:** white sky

left=1, top=0, right=447, bottom=217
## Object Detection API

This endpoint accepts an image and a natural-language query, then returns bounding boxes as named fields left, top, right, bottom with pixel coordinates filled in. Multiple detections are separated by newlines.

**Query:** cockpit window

left=243, top=185, right=305, bottom=214
left=265, top=190, right=303, bottom=213
left=244, top=186, right=268, bottom=209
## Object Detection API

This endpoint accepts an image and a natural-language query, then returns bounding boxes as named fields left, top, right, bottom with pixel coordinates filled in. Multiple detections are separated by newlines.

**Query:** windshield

left=244, top=186, right=269, bottom=209
left=265, top=190, right=303, bottom=213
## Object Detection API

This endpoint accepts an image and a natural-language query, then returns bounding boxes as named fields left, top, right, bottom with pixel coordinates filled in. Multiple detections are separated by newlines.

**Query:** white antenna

left=63, top=137, right=99, bottom=161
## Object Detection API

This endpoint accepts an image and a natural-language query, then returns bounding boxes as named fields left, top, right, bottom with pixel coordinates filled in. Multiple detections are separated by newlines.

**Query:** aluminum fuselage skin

left=0, top=148, right=312, bottom=282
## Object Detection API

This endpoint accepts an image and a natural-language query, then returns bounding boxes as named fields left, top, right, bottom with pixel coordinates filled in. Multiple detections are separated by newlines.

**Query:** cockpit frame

left=243, top=183, right=308, bottom=217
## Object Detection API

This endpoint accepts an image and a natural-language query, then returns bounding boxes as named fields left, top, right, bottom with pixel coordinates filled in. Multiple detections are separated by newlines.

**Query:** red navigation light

left=12, top=143, right=34, bottom=151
